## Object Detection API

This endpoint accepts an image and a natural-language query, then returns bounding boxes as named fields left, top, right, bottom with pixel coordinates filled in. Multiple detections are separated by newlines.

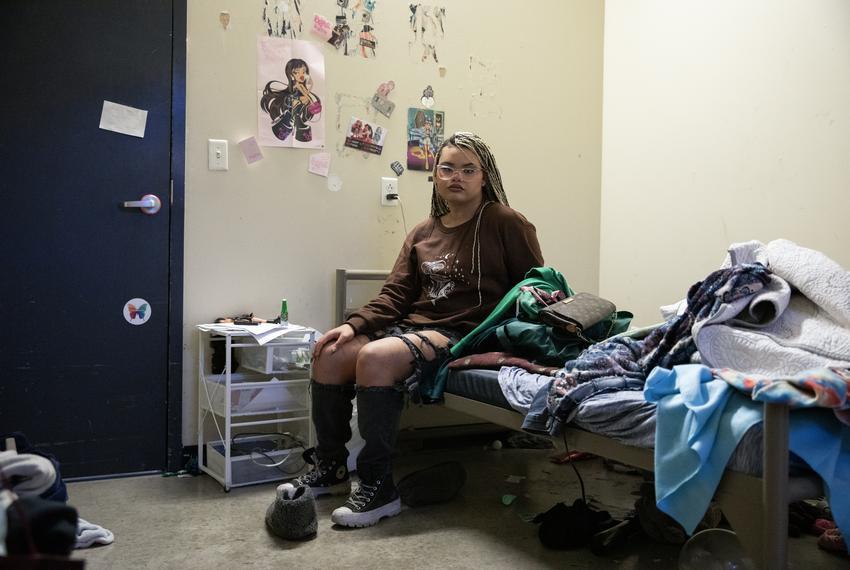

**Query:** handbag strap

left=575, top=311, right=617, bottom=345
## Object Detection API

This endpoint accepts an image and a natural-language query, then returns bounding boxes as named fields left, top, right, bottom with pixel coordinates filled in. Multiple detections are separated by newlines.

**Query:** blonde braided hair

left=429, top=132, right=509, bottom=217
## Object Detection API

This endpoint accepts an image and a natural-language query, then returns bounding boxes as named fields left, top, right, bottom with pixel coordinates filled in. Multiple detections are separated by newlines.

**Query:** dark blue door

left=0, top=1, right=180, bottom=477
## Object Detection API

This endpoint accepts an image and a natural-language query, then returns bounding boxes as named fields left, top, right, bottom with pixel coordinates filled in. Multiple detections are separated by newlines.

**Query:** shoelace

left=347, top=482, right=379, bottom=509
left=297, top=464, right=329, bottom=486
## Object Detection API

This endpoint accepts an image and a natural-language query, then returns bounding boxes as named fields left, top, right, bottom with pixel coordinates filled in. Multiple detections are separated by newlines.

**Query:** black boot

left=280, top=381, right=354, bottom=497
left=331, top=387, right=403, bottom=528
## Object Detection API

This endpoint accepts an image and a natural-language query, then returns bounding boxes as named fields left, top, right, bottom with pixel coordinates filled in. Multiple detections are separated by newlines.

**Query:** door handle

left=122, top=194, right=162, bottom=215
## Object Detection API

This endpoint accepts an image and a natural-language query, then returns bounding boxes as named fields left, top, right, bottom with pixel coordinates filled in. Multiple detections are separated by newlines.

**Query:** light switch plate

left=208, top=139, right=228, bottom=171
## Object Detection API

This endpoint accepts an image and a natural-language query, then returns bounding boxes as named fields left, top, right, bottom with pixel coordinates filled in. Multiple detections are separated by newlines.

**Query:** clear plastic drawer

left=204, top=433, right=309, bottom=486
left=200, top=374, right=309, bottom=416
left=236, top=339, right=313, bottom=375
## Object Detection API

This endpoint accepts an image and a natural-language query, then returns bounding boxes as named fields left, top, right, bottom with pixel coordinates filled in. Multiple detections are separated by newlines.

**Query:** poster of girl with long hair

left=258, top=37, right=326, bottom=148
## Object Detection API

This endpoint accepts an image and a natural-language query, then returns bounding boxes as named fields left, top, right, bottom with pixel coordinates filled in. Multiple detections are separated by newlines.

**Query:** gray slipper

left=265, top=485, right=318, bottom=540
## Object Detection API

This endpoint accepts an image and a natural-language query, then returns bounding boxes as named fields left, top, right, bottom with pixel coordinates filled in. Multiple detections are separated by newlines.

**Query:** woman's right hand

left=313, top=323, right=356, bottom=360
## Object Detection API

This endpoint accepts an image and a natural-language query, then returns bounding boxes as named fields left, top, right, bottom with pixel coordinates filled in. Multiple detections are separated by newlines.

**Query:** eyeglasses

left=435, top=164, right=483, bottom=181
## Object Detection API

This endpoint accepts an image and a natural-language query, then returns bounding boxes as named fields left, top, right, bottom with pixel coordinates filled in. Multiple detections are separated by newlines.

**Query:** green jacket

left=416, top=266, right=632, bottom=402
left=417, top=267, right=567, bottom=402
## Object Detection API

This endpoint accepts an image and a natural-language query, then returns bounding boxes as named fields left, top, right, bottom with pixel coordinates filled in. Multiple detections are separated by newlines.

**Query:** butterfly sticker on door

left=124, top=297, right=152, bottom=325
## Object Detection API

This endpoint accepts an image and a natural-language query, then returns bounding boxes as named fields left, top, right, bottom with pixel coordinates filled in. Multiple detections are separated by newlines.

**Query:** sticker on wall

left=263, top=0, right=303, bottom=39
left=408, top=4, right=446, bottom=64
left=371, top=81, right=396, bottom=118
left=123, top=298, right=151, bottom=326
left=328, top=174, right=343, bottom=192
left=328, top=0, right=380, bottom=58
left=420, top=85, right=435, bottom=109
left=257, top=37, right=326, bottom=148
left=311, top=13, right=333, bottom=40
left=406, top=108, right=444, bottom=171
left=344, top=116, right=386, bottom=155
left=219, top=11, right=231, bottom=30
left=238, top=137, right=264, bottom=164
left=390, top=161, right=404, bottom=176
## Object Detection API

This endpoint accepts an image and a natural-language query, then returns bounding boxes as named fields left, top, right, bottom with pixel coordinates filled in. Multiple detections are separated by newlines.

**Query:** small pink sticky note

left=308, top=152, right=331, bottom=177
left=312, top=14, right=333, bottom=41
left=238, top=137, right=264, bottom=164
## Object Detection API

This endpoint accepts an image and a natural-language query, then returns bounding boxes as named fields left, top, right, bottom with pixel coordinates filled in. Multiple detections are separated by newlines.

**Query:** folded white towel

left=75, top=517, right=115, bottom=549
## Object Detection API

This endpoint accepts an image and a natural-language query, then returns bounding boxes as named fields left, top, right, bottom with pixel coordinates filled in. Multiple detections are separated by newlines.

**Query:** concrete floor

left=66, top=439, right=844, bottom=570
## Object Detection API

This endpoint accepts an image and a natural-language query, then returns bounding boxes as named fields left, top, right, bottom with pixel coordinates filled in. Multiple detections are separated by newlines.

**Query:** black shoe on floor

left=397, top=461, right=466, bottom=507
left=331, top=476, right=402, bottom=528
left=278, top=448, right=350, bottom=498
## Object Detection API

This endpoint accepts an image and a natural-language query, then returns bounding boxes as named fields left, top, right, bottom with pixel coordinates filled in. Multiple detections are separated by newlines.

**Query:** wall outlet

left=381, top=177, right=398, bottom=206
left=208, top=139, right=229, bottom=171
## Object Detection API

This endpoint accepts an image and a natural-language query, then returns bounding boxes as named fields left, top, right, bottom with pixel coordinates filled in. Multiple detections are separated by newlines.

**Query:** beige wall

left=183, top=1, right=604, bottom=443
left=599, top=0, right=850, bottom=326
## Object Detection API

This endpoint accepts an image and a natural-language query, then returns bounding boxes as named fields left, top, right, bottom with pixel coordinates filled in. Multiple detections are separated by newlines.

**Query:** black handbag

left=538, top=292, right=617, bottom=335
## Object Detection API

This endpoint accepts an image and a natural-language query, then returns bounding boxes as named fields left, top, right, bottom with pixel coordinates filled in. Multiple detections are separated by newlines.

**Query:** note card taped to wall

left=308, top=152, right=330, bottom=177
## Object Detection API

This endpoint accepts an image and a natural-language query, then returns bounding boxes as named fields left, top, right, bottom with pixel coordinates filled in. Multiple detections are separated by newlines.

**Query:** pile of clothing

left=1, top=432, right=114, bottom=560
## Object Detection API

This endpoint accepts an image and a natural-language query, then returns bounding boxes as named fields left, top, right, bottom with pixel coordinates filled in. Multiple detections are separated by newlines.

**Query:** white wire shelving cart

left=196, top=324, right=317, bottom=491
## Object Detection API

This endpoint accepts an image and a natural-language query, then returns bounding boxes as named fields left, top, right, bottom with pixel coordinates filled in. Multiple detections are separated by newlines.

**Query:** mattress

left=444, top=367, right=783, bottom=477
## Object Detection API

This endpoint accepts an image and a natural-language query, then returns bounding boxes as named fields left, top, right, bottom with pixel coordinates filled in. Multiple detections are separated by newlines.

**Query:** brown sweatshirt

left=346, top=202, right=544, bottom=335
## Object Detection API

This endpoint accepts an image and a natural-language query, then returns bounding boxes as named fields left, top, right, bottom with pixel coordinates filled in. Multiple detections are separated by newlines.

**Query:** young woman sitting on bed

left=280, top=132, right=545, bottom=527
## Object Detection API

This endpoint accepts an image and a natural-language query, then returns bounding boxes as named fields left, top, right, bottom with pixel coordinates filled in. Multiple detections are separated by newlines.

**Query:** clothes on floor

left=75, top=517, right=115, bottom=549
left=0, top=451, right=57, bottom=497
left=1, top=431, right=68, bottom=503
left=5, top=495, right=79, bottom=556
left=397, top=461, right=466, bottom=507
left=1, top=432, right=115, bottom=551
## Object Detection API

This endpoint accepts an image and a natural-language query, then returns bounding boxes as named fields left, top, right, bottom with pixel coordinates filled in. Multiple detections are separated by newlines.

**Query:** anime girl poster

left=257, top=37, right=326, bottom=148
left=406, top=108, right=444, bottom=170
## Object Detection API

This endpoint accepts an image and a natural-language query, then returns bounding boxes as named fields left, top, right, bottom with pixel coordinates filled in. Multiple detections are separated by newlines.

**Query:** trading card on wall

left=406, top=108, right=444, bottom=171
left=343, top=116, right=387, bottom=155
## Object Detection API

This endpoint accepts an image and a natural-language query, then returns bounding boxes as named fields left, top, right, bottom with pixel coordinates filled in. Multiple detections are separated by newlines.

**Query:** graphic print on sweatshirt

left=421, top=253, right=466, bottom=304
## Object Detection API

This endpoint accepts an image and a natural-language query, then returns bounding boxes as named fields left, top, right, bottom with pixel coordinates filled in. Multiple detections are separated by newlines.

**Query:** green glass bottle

left=280, top=298, right=289, bottom=326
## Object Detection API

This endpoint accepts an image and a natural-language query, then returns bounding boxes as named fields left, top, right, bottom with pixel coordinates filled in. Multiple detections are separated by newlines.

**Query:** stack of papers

left=197, top=322, right=317, bottom=346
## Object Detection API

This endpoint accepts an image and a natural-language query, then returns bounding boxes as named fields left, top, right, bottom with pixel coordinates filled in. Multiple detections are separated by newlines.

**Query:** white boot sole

left=331, top=497, right=402, bottom=528
left=277, top=480, right=351, bottom=498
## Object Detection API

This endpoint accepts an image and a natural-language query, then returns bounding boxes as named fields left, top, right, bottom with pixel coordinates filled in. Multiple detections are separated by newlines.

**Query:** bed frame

left=336, top=269, right=817, bottom=569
